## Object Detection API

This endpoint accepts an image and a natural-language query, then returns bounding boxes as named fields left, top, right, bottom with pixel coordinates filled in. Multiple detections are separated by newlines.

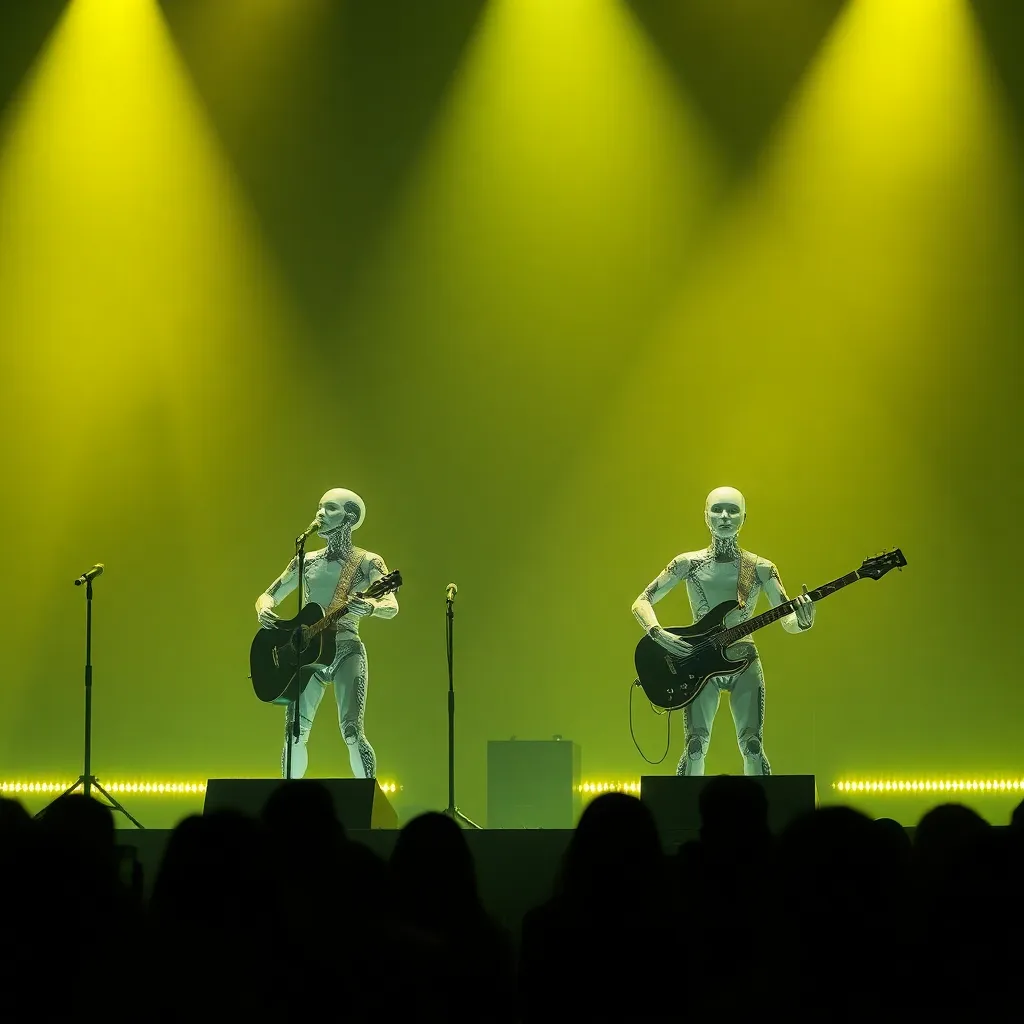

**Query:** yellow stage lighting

left=833, top=778, right=1024, bottom=796
left=1, top=779, right=402, bottom=798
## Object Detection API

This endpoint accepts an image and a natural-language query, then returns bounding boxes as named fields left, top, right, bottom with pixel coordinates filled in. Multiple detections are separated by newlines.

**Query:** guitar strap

left=736, top=549, right=758, bottom=610
left=325, top=547, right=364, bottom=618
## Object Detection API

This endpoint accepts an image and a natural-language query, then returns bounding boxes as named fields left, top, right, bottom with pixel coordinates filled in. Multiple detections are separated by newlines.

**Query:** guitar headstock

left=857, top=548, right=906, bottom=580
left=366, top=570, right=403, bottom=599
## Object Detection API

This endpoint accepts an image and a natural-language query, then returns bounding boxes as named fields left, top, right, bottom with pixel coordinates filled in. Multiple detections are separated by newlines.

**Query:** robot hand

left=346, top=596, right=375, bottom=618
left=649, top=626, right=694, bottom=660
left=256, top=595, right=280, bottom=629
left=793, top=585, right=815, bottom=628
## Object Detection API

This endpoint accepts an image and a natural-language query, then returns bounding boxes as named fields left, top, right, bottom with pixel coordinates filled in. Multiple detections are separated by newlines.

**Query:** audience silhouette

left=1, top=782, right=1020, bottom=1021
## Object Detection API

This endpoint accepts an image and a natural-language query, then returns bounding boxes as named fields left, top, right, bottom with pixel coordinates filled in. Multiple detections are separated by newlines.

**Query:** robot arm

left=361, top=553, right=399, bottom=619
left=632, top=556, right=689, bottom=633
left=759, top=560, right=813, bottom=633
left=257, top=558, right=299, bottom=612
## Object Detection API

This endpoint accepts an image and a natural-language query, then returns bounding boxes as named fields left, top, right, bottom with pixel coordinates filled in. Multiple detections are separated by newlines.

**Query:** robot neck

left=709, top=533, right=740, bottom=562
left=323, top=527, right=354, bottom=563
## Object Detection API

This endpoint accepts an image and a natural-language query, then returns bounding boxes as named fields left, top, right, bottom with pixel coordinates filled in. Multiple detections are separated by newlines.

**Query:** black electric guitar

left=634, top=549, right=906, bottom=711
left=250, top=570, right=403, bottom=704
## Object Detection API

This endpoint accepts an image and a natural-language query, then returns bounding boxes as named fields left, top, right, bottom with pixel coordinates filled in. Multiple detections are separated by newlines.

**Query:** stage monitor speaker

left=487, top=739, right=581, bottom=829
left=640, top=775, right=818, bottom=838
left=203, top=778, right=397, bottom=830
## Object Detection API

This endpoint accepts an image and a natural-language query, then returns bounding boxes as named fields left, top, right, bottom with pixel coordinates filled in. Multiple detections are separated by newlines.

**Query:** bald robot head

left=316, top=487, right=365, bottom=537
left=704, top=486, right=746, bottom=541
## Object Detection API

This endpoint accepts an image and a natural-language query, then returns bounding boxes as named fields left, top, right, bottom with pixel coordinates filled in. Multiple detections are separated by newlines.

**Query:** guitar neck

left=308, top=602, right=350, bottom=639
left=718, top=569, right=862, bottom=647
left=301, top=571, right=402, bottom=640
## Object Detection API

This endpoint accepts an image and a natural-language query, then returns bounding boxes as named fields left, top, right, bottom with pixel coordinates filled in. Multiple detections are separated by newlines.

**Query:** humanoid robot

left=256, top=488, right=398, bottom=779
left=631, top=486, right=814, bottom=776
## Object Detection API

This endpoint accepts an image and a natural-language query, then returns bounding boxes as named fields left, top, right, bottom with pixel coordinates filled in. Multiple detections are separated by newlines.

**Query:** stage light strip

left=0, top=781, right=207, bottom=796
left=834, top=779, right=1023, bottom=795
left=0, top=780, right=399, bottom=796
left=575, top=779, right=1024, bottom=798
left=578, top=782, right=640, bottom=795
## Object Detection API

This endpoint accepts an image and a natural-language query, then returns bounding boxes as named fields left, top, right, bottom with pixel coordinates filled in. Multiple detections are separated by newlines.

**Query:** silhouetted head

left=780, top=805, right=886, bottom=880
left=0, top=796, right=32, bottom=835
left=0, top=798, right=33, bottom=880
left=151, top=810, right=276, bottom=932
left=261, top=779, right=346, bottom=846
left=698, top=775, right=770, bottom=849
left=873, top=816, right=912, bottom=865
left=560, top=793, right=664, bottom=906
left=1011, top=798, right=1024, bottom=833
left=37, top=793, right=115, bottom=860
left=777, top=805, right=901, bottom=941
left=391, top=812, right=479, bottom=923
left=914, top=803, right=990, bottom=880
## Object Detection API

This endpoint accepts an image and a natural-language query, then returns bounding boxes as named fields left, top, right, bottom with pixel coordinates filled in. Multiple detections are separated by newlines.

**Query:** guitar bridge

left=664, top=655, right=677, bottom=676
left=272, top=647, right=280, bottom=668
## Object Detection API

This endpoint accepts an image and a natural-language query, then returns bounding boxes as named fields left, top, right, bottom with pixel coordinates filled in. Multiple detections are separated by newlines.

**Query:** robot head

left=704, top=485, right=746, bottom=541
left=316, top=488, right=365, bottom=537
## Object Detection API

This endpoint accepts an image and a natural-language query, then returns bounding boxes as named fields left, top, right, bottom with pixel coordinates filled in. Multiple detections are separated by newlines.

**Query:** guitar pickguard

left=636, top=612, right=751, bottom=710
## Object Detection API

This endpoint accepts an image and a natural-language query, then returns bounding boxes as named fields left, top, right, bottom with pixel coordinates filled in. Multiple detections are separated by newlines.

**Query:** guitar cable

left=628, top=679, right=673, bottom=765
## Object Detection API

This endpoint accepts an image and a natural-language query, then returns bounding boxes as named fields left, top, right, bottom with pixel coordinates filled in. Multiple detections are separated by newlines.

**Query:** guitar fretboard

left=302, top=572, right=401, bottom=640
left=717, top=570, right=861, bottom=648
left=307, top=602, right=351, bottom=639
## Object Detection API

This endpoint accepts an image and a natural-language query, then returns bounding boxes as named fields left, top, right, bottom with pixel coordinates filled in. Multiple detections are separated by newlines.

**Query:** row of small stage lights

left=3, top=779, right=1022, bottom=799
left=833, top=779, right=1023, bottom=794
left=579, top=779, right=1024, bottom=797
left=579, top=782, right=641, bottom=795
left=0, top=780, right=400, bottom=796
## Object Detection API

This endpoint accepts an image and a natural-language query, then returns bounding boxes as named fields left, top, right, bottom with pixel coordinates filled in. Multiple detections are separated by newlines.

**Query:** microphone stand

left=37, top=570, right=143, bottom=827
left=284, top=526, right=312, bottom=780
left=442, top=587, right=480, bottom=829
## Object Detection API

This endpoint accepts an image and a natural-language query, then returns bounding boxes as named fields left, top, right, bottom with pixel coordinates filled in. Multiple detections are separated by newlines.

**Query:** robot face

left=704, top=486, right=746, bottom=540
left=316, top=488, right=365, bottom=537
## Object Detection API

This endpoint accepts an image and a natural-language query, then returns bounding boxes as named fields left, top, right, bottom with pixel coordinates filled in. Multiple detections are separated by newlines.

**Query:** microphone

left=446, top=582, right=458, bottom=603
left=73, top=563, right=104, bottom=586
left=297, top=517, right=322, bottom=541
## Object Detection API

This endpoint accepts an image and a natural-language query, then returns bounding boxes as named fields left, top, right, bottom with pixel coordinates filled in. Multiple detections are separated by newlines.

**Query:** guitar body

left=248, top=567, right=404, bottom=707
left=634, top=601, right=753, bottom=711
left=249, top=603, right=338, bottom=705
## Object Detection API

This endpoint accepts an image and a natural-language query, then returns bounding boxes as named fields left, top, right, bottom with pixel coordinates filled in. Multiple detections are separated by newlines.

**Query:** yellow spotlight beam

left=0, top=0, right=304, bottom=578
left=0, top=0, right=313, bottom=754
left=349, top=0, right=723, bottom=385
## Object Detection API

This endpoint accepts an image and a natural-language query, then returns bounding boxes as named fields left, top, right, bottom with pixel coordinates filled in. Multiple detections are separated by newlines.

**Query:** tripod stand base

left=34, top=776, right=145, bottom=830
left=442, top=805, right=482, bottom=830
